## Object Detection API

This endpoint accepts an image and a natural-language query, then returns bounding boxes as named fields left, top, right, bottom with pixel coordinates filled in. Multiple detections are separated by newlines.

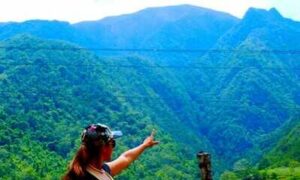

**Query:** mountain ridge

left=0, top=4, right=299, bottom=179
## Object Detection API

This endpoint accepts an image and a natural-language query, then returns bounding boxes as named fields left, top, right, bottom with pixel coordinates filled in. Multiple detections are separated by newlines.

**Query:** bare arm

left=107, top=130, right=159, bottom=176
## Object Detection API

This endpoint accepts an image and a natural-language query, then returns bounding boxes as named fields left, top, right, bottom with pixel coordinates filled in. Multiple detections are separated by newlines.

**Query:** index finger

left=151, top=129, right=156, bottom=137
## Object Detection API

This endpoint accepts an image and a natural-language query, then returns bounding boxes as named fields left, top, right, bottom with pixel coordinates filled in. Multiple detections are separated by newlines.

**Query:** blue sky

left=0, top=0, right=299, bottom=23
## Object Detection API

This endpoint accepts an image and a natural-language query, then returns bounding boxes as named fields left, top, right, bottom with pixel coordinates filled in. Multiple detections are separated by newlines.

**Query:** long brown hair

left=63, top=138, right=104, bottom=179
left=63, top=124, right=114, bottom=179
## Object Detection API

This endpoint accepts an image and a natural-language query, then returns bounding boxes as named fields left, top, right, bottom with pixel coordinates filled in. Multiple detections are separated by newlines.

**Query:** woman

left=63, top=123, right=159, bottom=179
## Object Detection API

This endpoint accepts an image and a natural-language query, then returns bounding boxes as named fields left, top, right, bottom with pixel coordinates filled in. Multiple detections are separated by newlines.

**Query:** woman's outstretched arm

left=107, top=130, right=159, bottom=176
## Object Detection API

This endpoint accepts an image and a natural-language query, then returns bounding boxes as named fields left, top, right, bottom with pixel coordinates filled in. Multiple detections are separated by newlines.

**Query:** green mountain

left=0, top=5, right=300, bottom=179
left=189, top=7, right=300, bottom=164
left=0, top=34, right=213, bottom=179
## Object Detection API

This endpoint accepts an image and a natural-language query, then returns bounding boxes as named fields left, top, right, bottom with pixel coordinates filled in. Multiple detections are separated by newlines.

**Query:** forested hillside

left=0, top=35, right=208, bottom=179
left=259, top=122, right=300, bottom=169
left=0, top=4, right=300, bottom=179
left=220, top=119, right=300, bottom=179
left=257, top=122, right=300, bottom=179
left=192, top=7, right=300, bottom=164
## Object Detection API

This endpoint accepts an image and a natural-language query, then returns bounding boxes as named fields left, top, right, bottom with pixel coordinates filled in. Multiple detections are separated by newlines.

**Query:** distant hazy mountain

left=214, top=7, right=300, bottom=50
left=0, top=20, right=92, bottom=46
left=0, top=5, right=239, bottom=50
left=74, top=5, right=239, bottom=49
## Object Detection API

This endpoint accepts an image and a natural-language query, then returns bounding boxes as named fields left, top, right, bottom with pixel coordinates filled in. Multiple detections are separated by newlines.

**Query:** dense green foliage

left=259, top=123, right=300, bottom=169
left=0, top=35, right=203, bottom=179
left=0, top=5, right=300, bottom=179
left=219, top=120, right=300, bottom=179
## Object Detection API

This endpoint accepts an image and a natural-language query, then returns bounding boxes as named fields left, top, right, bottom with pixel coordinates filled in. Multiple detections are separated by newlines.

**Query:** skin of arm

left=107, top=130, right=159, bottom=176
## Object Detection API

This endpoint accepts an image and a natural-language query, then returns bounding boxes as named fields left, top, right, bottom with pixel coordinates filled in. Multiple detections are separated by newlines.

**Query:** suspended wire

left=1, top=101, right=299, bottom=111
left=0, top=58, right=299, bottom=70
left=1, top=93, right=299, bottom=111
left=0, top=90, right=299, bottom=110
left=0, top=62, right=299, bottom=105
left=1, top=46, right=300, bottom=54
left=1, top=63, right=300, bottom=70
left=0, top=46, right=299, bottom=111
left=0, top=91, right=220, bottom=100
left=1, top=45, right=300, bottom=70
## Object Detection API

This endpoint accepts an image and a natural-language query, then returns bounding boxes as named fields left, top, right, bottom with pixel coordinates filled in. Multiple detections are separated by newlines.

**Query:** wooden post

left=197, top=151, right=212, bottom=180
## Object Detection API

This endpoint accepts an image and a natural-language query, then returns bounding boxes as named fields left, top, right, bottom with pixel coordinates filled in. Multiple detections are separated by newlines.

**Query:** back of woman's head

left=63, top=123, right=115, bottom=179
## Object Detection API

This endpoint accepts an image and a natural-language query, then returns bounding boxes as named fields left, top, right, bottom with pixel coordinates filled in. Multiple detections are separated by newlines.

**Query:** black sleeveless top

left=66, top=164, right=111, bottom=180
